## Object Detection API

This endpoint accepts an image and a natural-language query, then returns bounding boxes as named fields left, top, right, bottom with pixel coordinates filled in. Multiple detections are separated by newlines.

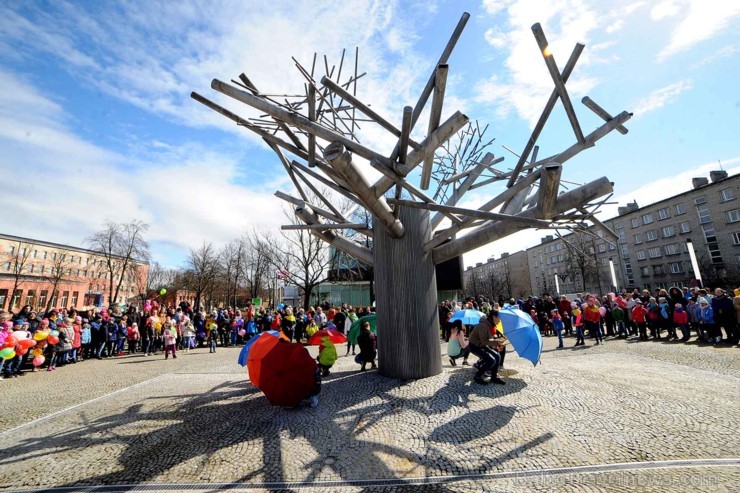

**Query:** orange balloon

left=47, top=335, right=59, bottom=345
left=3, top=336, right=17, bottom=348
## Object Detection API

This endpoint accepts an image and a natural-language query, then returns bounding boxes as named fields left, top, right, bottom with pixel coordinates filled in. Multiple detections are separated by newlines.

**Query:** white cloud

left=692, top=43, right=740, bottom=69
left=632, top=79, right=693, bottom=116
left=482, top=0, right=515, bottom=15
left=606, top=20, right=624, bottom=34
left=0, top=70, right=286, bottom=267
left=657, top=0, right=740, bottom=61
left=650, top=0, right=680, bottom=20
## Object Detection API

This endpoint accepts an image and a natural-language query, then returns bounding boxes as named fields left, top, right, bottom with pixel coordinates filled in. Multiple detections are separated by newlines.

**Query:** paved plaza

left=0, top=335, right=738, bottom=492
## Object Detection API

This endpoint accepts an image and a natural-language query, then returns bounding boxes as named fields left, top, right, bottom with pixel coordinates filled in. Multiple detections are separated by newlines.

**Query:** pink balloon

left=33, top=355, right=45, bottom=366
left=238, top=329, right=246, bottom=337
left=598, top=307, right=606, bottom=316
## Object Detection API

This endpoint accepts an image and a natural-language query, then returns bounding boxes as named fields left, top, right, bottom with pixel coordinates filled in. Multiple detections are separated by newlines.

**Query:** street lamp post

left=608, top=258, right=618, bottom=293
left=554, top=273, right=560, bottom=295
left=686, top=238, right=703, bottom=288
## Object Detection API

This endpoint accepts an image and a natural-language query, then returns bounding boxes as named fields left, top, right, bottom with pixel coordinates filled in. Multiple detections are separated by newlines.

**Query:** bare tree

left=562, top=234, right=598, bottom=293
left=43, top=249, right=74, bottom=311
left=87, top=220, right=150, bottom=305
left=220, top=238, right=247, bottom=308
left=243, top=229, right=273, bottom=300
left=182, top=241, right=220, bottom=309
left=1, top=240, right=33, bottom=310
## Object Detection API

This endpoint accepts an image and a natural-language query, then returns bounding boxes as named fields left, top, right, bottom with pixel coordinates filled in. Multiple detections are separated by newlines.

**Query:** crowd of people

left=444, top=286, right=740, bottom=350
left=0, top=299, right=378, bottom=380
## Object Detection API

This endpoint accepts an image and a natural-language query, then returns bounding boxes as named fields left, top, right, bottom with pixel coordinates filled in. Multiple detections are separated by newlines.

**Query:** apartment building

left=0, top=233, right=149, bottom=312
left=463, top=250, right=532, bottom=300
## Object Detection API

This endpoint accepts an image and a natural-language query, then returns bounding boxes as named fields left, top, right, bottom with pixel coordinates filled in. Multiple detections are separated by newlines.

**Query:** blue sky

left=1, top=0, right=738, bottom=269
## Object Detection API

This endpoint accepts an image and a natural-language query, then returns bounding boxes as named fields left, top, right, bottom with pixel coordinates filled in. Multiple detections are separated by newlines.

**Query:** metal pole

left=686, top=239, right=703, bottom=287
left=609, top=258, right=618, bottom=292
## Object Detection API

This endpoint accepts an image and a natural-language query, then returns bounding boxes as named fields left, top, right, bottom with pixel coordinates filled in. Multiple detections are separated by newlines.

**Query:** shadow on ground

left=0, top=367, right=546, bottom=491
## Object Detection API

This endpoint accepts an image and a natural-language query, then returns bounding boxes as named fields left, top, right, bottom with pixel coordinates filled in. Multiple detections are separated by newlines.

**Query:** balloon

left=3, top=336, right=18, bottom=347
left=32, top=348, right=43, bottom=357
left=0, top=348, right=16, bottom=360
left=598, top=307, right=606, bottom=316
left=16, top=348, right=27, bottom=356
left=278, top=303, right=285, bottom=309
left=238, top=329, right=246, bottom=337
left=51, top=330, right=59, bottom=336
left=47, top=335, right=60, bottom=345
left=18, top=339, right=35, bottom=350
left=13, top=330, right=29, bottom=340
left=33, top=355, right=45, bottom=366
left=34, top=331, right=49, bottom=341
left=160, top=288, right=167, bottom=295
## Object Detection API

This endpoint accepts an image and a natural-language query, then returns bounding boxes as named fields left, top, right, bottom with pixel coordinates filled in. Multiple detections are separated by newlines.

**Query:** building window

left=653, top=265, right=664, bottom=275
left=39, top=290, right=48, bottom=309
left=657, top=208, right=670, bottom=220
left=42, top=251, right=47, bottom=259
left=69, top=255, right=74, bottom=263
left=726, top=210, right=740, bottom=223
left=675, top=203, right=686, bottom=215
left=60, top=291, right=69, bottom=307
left=648, top=247, right=661, bottom=258
left=40, top=265, right=46, bottom=274
left=664, top=244, right=680, bottom=255
left=598, top=244, right=607, bottom=253
left=732, top=232, right=740, bottom=246
left=0, top=290, right=7, bottom=309
left=670, top=262, right=683, bottom=273
left=637, top=250, right=646, bottom=260
left=696, top=205, right=712, bottom=224
left=11, top=290, right=22, bottom=310
left=2, top=262, right=9, bottom=272
left=32, top=249, right=37, bottom=258
left=630, top=218, right=640, bottom=228
left=702, top=223, right=717, bottom=242
left=661, top=226, right=675, bottom=237
left=29, top=264, right=35, bottom=273
left=679, top=222, right=691, bottom=233
left=26, top=290, right=36, bottom=307
left=8, top=245, right=15, bottom=255
left=71, top=291, right=79, bottom=307
left=646, top=231, right=658, bottom=241
left=694, top=195, right=707, bottom=205
left=720, top=188, right=735, bottom=202
left=609, top=243, right=616, bottom=250
left=642, top=213, right=654, bottom=225
left=641, top=267, right=650, bottom=276
left=633, top=234, right=642, bottom=244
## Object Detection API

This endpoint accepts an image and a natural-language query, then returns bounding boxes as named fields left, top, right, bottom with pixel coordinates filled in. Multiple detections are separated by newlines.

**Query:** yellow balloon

left=33, top=348, right=43, bottom=357
left=33, top=331, right=49, bottom=341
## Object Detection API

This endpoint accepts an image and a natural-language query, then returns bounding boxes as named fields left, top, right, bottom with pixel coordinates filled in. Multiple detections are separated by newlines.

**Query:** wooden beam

left=420, top=64, right=448, bottom=190
left=274, top=191, right=345, bottom=224
left=398, top=106, right=413, bottom=164
left=294, top=204, right=374, bottom=266
left=582, top=97, right=629, bottom=135
left=308, top=84, right=317, bottom=166
left=281, top=223, right=369, bottom=231
left=388, top=199, right=552, bottom=227
left=389, top=12, right=470, bottom=161
left=432, top=176, right=614, bottom=264
left=289, top=160, right=362, bottom=207
left=536, top=164, right=563, bottom=219
left=531, top=23, right=585, bottom=145
left=506, top=43, right=584, bottom=187
left=211, top=79, right=394, bottom=169
left=321, top=76, right=421, bottom=150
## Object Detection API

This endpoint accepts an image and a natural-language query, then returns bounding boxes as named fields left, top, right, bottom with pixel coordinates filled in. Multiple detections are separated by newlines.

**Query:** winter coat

left=72, top=324, right=82, bottom=349
left=90, top=321, right=105, bottom=344
left=469, top=319, right=495, bottom=348
left=686, top=302, right=700, bottom=323
left=163, top=330, right=177, bottom=346
left=357, top=330, right=377, bottom=362
left=103, top=320, right=118, bottom=342
left=673, top=309, right=689, bottom=325
left=697, top=305, right=714, bottom=325
left=81, top=326, right=91, bottom=344
left=612, top=307, right=625, bottom=322
left=712, top=295, right=734, bottom=322
left=59, top=325, right=74, bottom=352
left=631, top=305, right=648, bottom=323
left=582, top=305, right=601, bottom=323
left=318, top=337, right=337, bottom=366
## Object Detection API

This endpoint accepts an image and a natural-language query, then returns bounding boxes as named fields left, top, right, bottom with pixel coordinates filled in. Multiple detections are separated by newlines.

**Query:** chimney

left=627, top=201, right=639, bottom=212
left=487, top=256, right=496, bottom=263
left=501, top=252, right=510, bottom=258
left=476, top=262, right=483, bottom=267
left=709, top=170, right=728, bottom=183
left=466, top=266, right=472, bottom=271
left=692, top=177, right=709, bottom=189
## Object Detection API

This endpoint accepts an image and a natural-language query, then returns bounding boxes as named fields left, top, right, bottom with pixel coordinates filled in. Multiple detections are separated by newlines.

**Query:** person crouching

left=468, top=310, right=505, bottom=385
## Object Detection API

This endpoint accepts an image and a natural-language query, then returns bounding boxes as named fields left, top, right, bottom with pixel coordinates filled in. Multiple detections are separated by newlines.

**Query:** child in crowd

left=317, top=335, right=337, bottom=376
left=447, top=320, right=470, bottom=365
left=163, top=324, right=177, bottom=359
left=674, top=303, right=690, bottom=341
left=572, top=304, right=585, bottom=346
left=127, top=323, right=140, bottom=354
left=81, top=321, right=92, bottom=359
left=632, top=302, right=649, bottom=341
left=208, top=325, right=218, bottom=353
left=551, top=309, right=564, bottom=349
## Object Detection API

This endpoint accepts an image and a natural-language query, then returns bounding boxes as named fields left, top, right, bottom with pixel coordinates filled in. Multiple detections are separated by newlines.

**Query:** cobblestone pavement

left=0, top=334, right=737, bottom=492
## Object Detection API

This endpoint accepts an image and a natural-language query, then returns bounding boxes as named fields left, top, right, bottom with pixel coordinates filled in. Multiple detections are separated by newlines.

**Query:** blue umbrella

left=449, top=309, right=486, bottom=326
left=497, top=306, right=543, bottom=366
left=238, top=330, right=281, bottom=367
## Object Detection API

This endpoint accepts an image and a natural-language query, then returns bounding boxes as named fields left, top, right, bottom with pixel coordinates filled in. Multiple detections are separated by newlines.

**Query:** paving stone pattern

left=0, top=335, right=737, bottom=492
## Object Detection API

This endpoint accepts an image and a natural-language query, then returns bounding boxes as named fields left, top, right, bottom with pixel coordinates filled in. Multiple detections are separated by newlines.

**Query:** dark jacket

left=90, top=321, right=105, bottom=344
left=357, top=330, right=377, bottom=362
left=469, top=319, right=494, bottom=348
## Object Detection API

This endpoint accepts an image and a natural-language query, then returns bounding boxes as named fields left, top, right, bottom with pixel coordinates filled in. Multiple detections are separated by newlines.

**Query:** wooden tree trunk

left=374, top=206, right=442, bottom=379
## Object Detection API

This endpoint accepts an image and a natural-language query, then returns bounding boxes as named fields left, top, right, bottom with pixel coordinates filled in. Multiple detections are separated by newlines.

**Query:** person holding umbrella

left=468, top=311, right=505, bottom=385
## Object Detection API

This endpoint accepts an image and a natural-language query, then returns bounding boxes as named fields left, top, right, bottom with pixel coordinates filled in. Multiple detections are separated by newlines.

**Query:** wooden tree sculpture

left=192, top=12, right=632, bottom=379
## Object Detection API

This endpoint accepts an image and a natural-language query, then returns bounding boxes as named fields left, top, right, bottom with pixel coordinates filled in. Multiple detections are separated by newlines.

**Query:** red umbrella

left=307, top=328, right=347, bottom=345
left=246, top=334, right=281, bottom=388
left=258, top=342, right=317, bottom=407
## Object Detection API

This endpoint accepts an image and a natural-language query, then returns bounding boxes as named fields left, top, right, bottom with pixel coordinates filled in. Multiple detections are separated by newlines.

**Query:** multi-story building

left=463, top=250, right=532, bottom=300
left=525, top=171, right=739, bottom=295
left=0, top=233, right=149, bottom=312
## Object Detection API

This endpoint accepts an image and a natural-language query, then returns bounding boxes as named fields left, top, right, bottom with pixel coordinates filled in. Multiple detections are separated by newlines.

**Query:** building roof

left=0, top=232, right=147, bottom=263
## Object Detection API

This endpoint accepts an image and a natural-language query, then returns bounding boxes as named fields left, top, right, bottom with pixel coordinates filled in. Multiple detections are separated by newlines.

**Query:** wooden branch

left=281, top=223, right=369, bottom=231
left=532, top=23, right=585, bottom=145
left=211, top=79, right=394, bottom=169
left=506, top=42, right=584, bottom=187
left=582, top=97, right=629, bottom=135
left=536, top=164, right=563, bottom=219
left=441, top=155, right=504, bottom=185
left=421, top=64, right=448, bottom=190
left=398, top=106, right=413, bottom=164
left=432, top=176, right=614, bottom=264
left=390, top=12, right=470, bottom=161
left=274, top=191, right=345, bottom=224
left=289, top=160, right=363, bottom=207
left=308, top=84, right=317, bottom=166
left=388, top=199, right=552, bottom=227
left=321, top=77, right=421, bottom=150
left=290, top=166, right=346, bottom=220
left=294, top=204, right=374, bottom=266
left=323, top=142, right=405, bottom=238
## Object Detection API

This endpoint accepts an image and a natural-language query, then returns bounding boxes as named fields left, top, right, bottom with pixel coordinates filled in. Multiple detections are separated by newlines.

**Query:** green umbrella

left=347, top=314, right=377, bottom=345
